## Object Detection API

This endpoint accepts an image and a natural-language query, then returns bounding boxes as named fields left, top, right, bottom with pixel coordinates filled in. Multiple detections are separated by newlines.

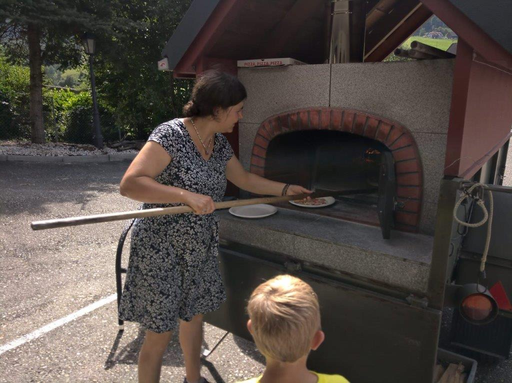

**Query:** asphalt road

left=0, top=161, right=264, bottom=383
left=0, top=161, right=510, bottom=382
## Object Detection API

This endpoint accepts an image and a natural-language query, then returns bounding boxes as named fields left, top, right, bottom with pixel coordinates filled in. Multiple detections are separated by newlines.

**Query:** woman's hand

left=286, top=185, right=313, bottom=196
left=183, top=191, right=216, bottom=215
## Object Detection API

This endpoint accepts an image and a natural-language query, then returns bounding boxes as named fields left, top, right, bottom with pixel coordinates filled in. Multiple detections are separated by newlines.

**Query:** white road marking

left=0, top=293, right=117, bottom=356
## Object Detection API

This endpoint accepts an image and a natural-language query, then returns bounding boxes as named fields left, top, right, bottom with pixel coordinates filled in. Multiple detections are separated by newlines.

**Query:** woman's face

left=216, top=101, right=244, bottom=133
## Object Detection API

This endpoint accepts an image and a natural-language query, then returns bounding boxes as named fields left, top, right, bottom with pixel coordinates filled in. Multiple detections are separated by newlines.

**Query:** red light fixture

left=457, top=284, right=499, bottom=325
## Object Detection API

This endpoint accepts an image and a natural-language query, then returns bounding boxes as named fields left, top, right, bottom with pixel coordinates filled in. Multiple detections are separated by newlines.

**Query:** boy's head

left=247, top=275, right=324, bottom=363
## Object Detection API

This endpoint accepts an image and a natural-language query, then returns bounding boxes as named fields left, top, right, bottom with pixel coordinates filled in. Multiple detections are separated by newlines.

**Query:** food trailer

left=150, top=0, right=512, bottom=381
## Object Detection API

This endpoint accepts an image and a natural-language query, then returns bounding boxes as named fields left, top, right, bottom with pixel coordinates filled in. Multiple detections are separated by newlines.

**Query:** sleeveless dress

left=119, top=119, right=233, bottom=333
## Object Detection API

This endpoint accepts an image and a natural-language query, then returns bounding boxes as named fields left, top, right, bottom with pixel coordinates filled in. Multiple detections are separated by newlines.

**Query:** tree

left=0, top=0, right=132, bottom=143
left=93, top=0, right=193, bottom=139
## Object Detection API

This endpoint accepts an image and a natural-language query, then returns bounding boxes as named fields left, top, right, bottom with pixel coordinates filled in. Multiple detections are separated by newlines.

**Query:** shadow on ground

left=0, top=162, right=128, bottom=216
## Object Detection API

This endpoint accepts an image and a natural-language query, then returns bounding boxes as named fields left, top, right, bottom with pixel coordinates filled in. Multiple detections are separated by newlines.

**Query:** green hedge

left=44, top=89, right=119, bottom=144
left=0, top=55, right=31, bottom=139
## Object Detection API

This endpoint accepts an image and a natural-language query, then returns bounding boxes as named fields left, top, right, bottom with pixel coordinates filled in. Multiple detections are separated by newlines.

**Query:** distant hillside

left=412, top=15, right=457, bottom=39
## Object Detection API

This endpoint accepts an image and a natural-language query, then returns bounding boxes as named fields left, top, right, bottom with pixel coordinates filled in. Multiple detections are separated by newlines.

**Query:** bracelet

left=282, top=184, right=291, bottom=196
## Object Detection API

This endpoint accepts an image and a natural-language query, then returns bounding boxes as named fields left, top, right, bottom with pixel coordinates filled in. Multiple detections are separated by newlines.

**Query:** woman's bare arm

left=120, top=141, right=215, bottom=213
left=225, top=155, right=311, bottom=196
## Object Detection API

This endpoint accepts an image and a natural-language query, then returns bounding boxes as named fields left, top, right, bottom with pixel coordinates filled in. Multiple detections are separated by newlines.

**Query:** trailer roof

left=448, top=0, right=512, bottom=56
left=162, top=0, right=512, bottom=76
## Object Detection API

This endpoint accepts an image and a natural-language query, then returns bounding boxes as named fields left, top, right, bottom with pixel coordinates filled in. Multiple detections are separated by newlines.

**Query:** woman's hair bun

left=183, top=100, right=200, bottom=117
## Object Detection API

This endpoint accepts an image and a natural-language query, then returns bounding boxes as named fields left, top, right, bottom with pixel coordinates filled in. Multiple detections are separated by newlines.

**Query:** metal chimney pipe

left=329, top=0, right=367, bottom=63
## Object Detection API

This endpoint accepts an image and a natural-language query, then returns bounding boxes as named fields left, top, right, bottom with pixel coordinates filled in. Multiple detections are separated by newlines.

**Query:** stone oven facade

left=238, top=60, right=455, bottom=234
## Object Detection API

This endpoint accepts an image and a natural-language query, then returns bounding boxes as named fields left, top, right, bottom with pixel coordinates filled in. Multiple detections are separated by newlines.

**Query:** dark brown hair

left=183, top=70, right=247, bottom=118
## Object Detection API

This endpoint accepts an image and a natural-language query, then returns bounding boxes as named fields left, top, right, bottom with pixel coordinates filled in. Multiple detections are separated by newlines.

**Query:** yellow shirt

left=238, top=371, right=350, bottom=383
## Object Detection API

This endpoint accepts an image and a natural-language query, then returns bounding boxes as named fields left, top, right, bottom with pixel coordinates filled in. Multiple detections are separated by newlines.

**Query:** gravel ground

left=0, top=140, right=138, bottom=157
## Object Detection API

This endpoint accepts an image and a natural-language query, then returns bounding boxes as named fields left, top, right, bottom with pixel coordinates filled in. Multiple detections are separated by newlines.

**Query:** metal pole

left=89, top=55, right=103, bottom=149
left=427, top=178, right=460, bottom=309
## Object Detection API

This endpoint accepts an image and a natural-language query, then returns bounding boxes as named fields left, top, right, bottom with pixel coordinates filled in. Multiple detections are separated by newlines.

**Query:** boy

left=239, top=275, right=349, bottom=383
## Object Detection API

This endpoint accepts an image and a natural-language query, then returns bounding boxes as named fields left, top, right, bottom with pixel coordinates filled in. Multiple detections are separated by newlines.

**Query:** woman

left=119, top=70, right=311, bottom=383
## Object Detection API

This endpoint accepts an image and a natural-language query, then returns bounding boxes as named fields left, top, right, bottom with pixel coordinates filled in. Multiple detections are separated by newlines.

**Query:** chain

left=190, top=118, right=212, bottom=155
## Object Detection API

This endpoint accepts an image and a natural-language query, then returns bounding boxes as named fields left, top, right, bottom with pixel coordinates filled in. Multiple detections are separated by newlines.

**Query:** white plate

left=289, top=196, right=336, bottom=208
left=229, top=204, right=278, bottom=219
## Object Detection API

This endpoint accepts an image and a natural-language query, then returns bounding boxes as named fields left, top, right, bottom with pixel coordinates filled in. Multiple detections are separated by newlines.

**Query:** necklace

left=190, top=118, right=212, bottom=155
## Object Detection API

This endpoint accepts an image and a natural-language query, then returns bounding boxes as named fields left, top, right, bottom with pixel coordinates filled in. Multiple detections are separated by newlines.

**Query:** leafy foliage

left=93, top=0, right=193, bottom=139
left=0, top=52, right=31, bottom=138
left=0, top=0, right=193, bottom=143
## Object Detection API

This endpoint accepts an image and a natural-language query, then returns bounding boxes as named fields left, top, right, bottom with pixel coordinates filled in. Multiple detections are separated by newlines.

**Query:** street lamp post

left=81, top=32, right=103, bottom=149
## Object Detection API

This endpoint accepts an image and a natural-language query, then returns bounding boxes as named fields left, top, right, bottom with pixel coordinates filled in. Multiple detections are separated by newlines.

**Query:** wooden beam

left=258, top=0, right=326, bottom=58
left=365, top=0, right=426, bottom=59
left=444, top=39, right=473, bottom=177
left=365, top=3, right=432, bottom=62
left=366, top=0, right=400, bottom=31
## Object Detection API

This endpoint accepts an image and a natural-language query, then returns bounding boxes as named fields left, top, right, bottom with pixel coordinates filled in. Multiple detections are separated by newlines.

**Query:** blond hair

left=247, top=275, right=321, bottom=363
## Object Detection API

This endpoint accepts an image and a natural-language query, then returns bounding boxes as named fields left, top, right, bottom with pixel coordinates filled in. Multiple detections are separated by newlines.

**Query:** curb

left=1, top=153, right=137, bottom=164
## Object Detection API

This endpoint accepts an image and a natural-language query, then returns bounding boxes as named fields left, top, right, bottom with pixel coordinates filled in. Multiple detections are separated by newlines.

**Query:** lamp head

left=81, top=32, right=96, bottom=55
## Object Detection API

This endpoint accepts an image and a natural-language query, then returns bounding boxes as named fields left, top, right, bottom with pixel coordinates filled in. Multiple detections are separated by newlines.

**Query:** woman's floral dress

left=119, top=119, right=233, bottom=333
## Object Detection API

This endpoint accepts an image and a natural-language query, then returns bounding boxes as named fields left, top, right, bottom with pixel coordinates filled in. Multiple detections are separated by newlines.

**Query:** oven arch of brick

left=249, top=108, right=424, bottom=232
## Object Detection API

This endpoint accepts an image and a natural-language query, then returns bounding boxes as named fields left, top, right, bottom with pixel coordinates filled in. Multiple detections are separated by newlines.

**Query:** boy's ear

left=311, top=330, right=325, bottom=351
left=247, top=319, right=253, bottom=335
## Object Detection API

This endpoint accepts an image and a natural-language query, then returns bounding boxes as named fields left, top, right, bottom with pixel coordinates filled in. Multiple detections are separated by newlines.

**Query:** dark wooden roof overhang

left=163, top=0, right=512, bottom=76
left=162, top=0, right=329, bottom=78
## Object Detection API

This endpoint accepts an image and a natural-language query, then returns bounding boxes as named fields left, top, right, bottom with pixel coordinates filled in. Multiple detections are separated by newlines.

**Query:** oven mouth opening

left=264, top=130, right=393, bottom=227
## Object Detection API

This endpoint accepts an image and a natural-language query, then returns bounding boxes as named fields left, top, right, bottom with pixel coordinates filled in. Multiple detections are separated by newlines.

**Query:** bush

left=61, top=91, right=118, bottom=144
left=0, top=54, right=31, bottom=139
left=0, top=89, right=16, bottom=139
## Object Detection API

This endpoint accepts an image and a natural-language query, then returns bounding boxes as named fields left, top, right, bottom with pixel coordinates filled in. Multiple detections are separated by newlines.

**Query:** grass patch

left=401, top=37, right=457, bottom=51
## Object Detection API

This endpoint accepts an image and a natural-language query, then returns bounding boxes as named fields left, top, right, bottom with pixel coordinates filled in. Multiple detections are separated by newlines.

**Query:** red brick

left=289, top=112, right=301, bottom=131
left=272, top=119, right=286, bottom=136
left=259, top=125, right=272, bottom=141
left=252, top=145, right=267, bottom=158
left=251, top=156, right=266, bottom=168
left=395, top=212, right=420, bottom=227
left=279, top=114, right=289, bottom=132
left=254, top=135, right=269, bottom=149
left=385, top=126, right=403, bottom=146
left=320, top=109, right=331, bottom=130
left=392, top=146, right=417, bottom=162
left=265, top=120, right=276, bottom=137
left=331, top=109, right=343, bottom=130
left=342, top=111, right=355, bottom=132
left=396, top=198, right=421, bottom=213
left=396, top=159, right=422, bottom=173
left=299, top=111, right=309, bottom=129
left=352, top=114, right=367, bottom=136
left=375, top=122, right=392, bottom=143
left=364, top=118, right=380, bottom=139
left=309, top=109, right=320, bottom=129
left=397, top=186, right=422, bottom=199
left=397, top=172, right=422, bottom=186
left=389, top=133, right=416, bottom=150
